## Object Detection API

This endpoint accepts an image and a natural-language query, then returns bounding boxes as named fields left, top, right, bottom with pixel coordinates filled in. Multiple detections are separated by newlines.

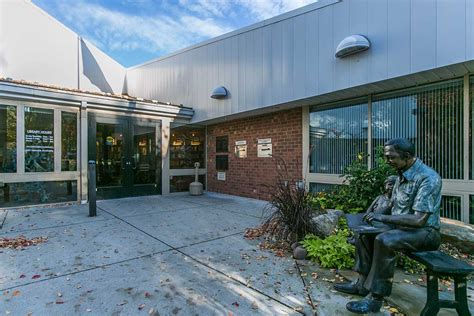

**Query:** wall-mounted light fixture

left=211, top=86, right=228, bottom=99
left=335, top=35, right=370, bottom=58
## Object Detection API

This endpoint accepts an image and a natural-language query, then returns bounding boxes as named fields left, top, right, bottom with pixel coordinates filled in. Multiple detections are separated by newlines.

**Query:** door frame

left=88, top=113, right=162, bottom=199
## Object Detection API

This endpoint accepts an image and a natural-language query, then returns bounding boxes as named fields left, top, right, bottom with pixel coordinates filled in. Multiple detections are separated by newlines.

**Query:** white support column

left=54, top=108, right=61, bottom=172
left=161, top=118, right=171, bottom=195
left=367, top=95, right=372, bottom=170
left=462, top=74, right=470, bottom=222
left=17, top=105, right=25, bottom=174
left=302, top=105, right=310, bottom=188
left=79, top=101, right=88, bottom=202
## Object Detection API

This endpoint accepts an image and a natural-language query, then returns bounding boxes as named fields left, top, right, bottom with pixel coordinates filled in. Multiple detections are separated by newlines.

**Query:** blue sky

left=32, top=0, right=317, bottom=67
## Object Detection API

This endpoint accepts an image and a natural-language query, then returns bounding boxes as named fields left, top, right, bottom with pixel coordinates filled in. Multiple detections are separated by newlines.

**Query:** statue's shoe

left=333, top=281, right=369, bottom=296
left=346, top=297, right=383, bottom=314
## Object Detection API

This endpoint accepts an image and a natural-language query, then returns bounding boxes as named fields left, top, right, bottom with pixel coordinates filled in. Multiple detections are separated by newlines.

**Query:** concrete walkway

left=0, top=193, right=472, bottom=315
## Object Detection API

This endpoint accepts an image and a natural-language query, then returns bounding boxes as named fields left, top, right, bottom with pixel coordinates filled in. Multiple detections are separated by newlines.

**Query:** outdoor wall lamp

left=211, top=86, right=228, bottom=99
left=335, top=35, right=370, bottom=58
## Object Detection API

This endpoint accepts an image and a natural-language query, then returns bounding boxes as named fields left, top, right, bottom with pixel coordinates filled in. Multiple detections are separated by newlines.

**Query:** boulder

left=440, top=218, right=474, bottom=254
left=310, top=209, right=345, bottom=238
left=293, top=246, right=308, bottom=260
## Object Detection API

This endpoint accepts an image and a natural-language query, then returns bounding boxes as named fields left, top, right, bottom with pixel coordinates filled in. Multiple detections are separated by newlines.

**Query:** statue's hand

left=364, top=212, right=382, bottom=224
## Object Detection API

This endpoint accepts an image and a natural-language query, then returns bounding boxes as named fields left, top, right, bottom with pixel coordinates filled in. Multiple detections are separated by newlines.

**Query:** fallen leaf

left=389, top=307, right=399, bottom=313
left=57, top=292, right=62, bottom=297
left=251, top=302, right=258, bottom=310
left=12, top=290, right=21, bottom=297
left=86, top=308, right=92, bottom=312
left=144, top=292, right=152, bottom=298
left=32, top=275, right=41, bottom=279
left=117, top=300, right=128, bottom=306
left=56, top=299, right=64, bottom=304
left=19, top=274, right=26, bottom=279
left=138, top=304, right=146, bottom=310
left=311, top=272, right=318, bottom=279
left=148, top=308, right=155, bottom=315
left=232, top=302, right=239, bottom=307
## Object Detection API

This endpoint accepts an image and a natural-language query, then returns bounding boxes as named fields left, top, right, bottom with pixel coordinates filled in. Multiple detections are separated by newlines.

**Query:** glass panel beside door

left=89, top=115, right=161, bottom=199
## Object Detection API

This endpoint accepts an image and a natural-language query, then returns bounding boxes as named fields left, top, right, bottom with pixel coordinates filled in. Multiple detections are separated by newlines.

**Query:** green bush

left=310, top=147, right=395, bottom=214
left=302, top=220, right=355, bottom=269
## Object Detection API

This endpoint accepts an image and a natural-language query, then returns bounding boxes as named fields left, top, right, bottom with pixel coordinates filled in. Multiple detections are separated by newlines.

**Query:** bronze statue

left=334, top=138, right=442, bottom=314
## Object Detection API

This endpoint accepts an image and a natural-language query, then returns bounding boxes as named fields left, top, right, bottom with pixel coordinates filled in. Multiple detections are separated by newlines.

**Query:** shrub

left=312, top=147, right=395, bottom=214
left=256, top=157, right=324, bottom=244
left=302, top=219, right=355, bottom=269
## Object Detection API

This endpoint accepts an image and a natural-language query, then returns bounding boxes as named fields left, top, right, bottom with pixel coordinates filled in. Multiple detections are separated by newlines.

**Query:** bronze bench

left=408, top=251, right=474, bottom=316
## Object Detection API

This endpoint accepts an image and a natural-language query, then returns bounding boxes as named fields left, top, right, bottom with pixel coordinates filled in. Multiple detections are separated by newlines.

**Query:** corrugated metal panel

left=125, top=0, right=472, bottom=123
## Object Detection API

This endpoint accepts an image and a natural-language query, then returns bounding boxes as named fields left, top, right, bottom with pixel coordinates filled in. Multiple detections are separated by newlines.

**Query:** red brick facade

left=206, top=108, right=303, bottom=200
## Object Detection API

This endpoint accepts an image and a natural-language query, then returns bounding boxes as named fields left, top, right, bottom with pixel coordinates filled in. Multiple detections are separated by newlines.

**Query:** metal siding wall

left=411, top=0, right=437, bottom=73
left=437, top=0, right=466, bottom=66
left=125, top=0, right=472, bottom=123
left=367, top=0, right=388, bottom=82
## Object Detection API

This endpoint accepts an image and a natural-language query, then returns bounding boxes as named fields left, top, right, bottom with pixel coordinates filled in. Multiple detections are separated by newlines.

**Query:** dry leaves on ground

left=0, top=235, right=48, bottom=249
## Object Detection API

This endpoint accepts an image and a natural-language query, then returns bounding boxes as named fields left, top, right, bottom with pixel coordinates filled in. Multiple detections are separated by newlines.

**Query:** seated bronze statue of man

left=334, top=138, right=442, bottom=314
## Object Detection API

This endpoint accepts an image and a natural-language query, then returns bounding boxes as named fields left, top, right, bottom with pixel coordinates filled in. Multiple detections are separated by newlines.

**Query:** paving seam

left=0, top=248, right=175, bottom=292
left=295, top=260, right=318, bottom=315
left=97, top=206, right=305, bottom=315
left=0, top=209, right=8, bottom=229
left=0, top=217, right=114, bottom=236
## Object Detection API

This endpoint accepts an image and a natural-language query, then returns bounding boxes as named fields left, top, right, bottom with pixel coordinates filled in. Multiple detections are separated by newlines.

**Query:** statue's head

left=383, top=175, right=398, bottom=196
left=383, top=138, right=416, bottom=172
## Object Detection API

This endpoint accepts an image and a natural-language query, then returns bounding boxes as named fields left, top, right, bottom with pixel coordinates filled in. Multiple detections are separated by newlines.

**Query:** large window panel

left=0, top=105, right=16, bottom=173
left=170, top=124, right=205, bottom=169
left=309, top=102, right=368, bottom=174
left=470, top=76, right=474, bottom=180
left=25, top=107, right=54, bottom=173
left=372, top=80, right=464, bottom=179
left=61, top=112, right=77, bottom=171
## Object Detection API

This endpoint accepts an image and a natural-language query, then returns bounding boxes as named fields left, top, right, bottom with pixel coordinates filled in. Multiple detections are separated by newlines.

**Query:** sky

left=32, top=0, right=318, bottom=68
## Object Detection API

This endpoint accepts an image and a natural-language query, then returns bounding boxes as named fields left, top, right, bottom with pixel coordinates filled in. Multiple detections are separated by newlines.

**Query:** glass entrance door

left=89, top=115, right=161, bottom=199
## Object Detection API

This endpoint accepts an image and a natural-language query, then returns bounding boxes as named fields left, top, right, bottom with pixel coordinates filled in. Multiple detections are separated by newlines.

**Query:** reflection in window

left=170, top=175, right=205, bottom=193
left=372, top=80, right=464, bottom=179
left=61, top=112, right=77, bottom=171
left=0, top=105, right=16, bottom=173
left=309, top=182, right=339, bottom=194
left=0, top=181, right=77, bottom=207
left=440, top=195, right=462, bottom=221
left=133, top=125, right=157, bottom=185
left=170, top=124, right=205, bottom=169
left=470, top=76, right=474, bottom=180
left=25, top=107, right=54, bottom=172
left=470, top=195, right=474, bottom=225
left=216, top=136, right=228, bottom=152
left=309, top=102, right=368, bottom=174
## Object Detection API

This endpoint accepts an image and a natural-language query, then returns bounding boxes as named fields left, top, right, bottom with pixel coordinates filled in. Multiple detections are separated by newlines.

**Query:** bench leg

left=421, top=272, right=440, bottom=316
left=454, top=276, right=471, bottom=316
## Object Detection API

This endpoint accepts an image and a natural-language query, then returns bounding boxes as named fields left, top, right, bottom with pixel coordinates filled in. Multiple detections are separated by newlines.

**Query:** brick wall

left=207, top=108, right=302, bottom=200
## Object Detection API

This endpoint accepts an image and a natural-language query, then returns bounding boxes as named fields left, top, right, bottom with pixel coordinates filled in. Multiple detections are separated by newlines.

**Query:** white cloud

left=57, top=1, right=233, bottom=55
left=236, top=0, right=317, bottom=20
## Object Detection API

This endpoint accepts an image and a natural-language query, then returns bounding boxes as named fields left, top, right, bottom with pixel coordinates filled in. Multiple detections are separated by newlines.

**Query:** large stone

left=293, top=246, right=308, bottom=260
left=310, top=209, right=344, bottom=238
left=440, top=218, right=474, bottom=254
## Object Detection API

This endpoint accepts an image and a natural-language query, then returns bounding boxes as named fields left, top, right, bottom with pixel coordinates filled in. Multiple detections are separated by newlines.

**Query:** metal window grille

left=309, top=102, right=368, bottom=174
left=440, top=195, right=462, bottom=221
left=372, top=80, right=464, bottom=179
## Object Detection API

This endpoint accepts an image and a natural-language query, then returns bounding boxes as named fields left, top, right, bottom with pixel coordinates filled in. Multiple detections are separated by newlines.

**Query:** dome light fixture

left=335, top=35, right=370, bottom=58
left=211, top=86, right=228, bottom=99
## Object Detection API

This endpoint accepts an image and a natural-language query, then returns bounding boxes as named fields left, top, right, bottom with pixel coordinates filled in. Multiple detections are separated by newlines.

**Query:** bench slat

left=408, top=251, right=474, bottom=275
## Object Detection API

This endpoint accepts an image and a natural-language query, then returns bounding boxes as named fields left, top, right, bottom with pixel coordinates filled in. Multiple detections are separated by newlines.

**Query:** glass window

left=25, top=107, right=54, bottom=172
left=216, top=136, right=228, bottom=152
left=470, top=76, right=474, bottom=180
left=61, top=112, right=77, bottom=171
left=0, top=105, right=17, bottom=173
left=372, top=79, right=464, bottom=179
left=309, top=101, right=368, bottom=174
left=309, top=182, right=339, bottom=194
left=0, top=180, right=77, bottom=208
left=470, top=195, right=474, bottom=225
left=170, top=124, right=205, bottom=169
left=440, top=195, right=462, bottom=221
left=216, top=154, right=228, bottom=171
left=170, top=175, right=205, bottom=193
